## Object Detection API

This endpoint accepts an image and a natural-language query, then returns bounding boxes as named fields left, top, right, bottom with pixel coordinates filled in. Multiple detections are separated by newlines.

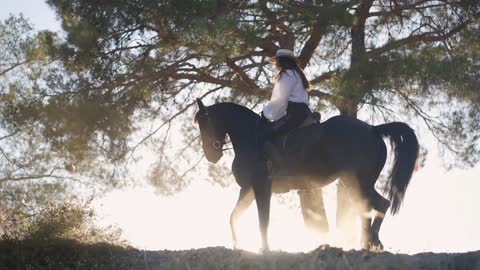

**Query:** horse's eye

left=213, top=141, right=222, bottom=149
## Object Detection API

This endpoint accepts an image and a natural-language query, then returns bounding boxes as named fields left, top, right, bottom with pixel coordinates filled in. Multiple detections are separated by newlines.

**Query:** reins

left=221, top=139, right=232, bottom=152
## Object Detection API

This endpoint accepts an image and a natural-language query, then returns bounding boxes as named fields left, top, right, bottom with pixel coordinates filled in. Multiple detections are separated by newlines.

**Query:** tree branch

left=0, top=130, right=20, bottom=141
left=310, top=70, right=336, bottom=85
left=298, top=20, right=326, bottom=69
left=225, top=58, right=259, bottom=90
left=309, top=89, right=333, bottom=100
left=128, top=86, right=223, bottom=156
left=366, top=18, right=473, bottom=59
left=0, top=60, right=28, bottom=76
left=368, top=0, right=437, bottom=18
left=351, top=0, right=374, bottom=63
left=0, top=168, right=84, bottom=184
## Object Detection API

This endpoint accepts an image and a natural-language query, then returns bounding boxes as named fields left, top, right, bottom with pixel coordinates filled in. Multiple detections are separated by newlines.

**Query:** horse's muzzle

left=205, top=149, right=223, bottom=163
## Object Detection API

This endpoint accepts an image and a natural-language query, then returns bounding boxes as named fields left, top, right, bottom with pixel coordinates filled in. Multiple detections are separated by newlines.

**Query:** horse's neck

left=221, top=106, right=258, bottom=155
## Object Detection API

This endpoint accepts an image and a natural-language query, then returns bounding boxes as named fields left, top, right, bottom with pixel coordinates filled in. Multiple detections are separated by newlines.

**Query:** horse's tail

left=374, top=122, right=419, bottom=215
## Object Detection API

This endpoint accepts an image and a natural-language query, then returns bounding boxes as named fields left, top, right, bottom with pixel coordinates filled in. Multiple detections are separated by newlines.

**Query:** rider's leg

left=272, top=102, right=310, bottom=136
left=261, top=102, right=311, bottom=176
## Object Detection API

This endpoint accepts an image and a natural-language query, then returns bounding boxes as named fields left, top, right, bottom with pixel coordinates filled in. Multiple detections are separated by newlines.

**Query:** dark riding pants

left=259, top=101, right=311, bottom=145
left=276, top=101, right=311, bottom=137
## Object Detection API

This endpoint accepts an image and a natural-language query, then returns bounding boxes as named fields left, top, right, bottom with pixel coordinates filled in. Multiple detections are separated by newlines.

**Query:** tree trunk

left=336, top=0, right=373, bottom=247
left=338, top=102, right=358, bottom=117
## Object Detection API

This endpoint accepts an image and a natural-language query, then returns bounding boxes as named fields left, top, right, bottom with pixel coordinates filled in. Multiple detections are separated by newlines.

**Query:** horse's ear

left=196, top=98, right=206, bottom=111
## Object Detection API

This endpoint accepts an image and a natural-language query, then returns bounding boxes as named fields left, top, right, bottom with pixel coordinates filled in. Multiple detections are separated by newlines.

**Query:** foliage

left=0, top=192, right=123, bottom=245
left=0, top=239, right=133, bottom=270
left=1, top=1, right=480, bottom=193
left=0, top=15, right=127, bottom=190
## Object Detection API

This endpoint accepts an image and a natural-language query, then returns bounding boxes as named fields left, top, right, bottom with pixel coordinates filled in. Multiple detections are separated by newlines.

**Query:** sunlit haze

left=95, top=156, right=480, bottom=254
left=4, top=0, right=480, bottom=255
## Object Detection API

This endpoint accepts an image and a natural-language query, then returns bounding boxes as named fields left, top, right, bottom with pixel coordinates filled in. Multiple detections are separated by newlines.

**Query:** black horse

left=194, top=99, right=419, bottom=252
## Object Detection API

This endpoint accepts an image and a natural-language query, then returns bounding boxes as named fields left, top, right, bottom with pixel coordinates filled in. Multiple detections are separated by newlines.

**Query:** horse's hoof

left=259, top=246, right=270, bottom=254
left=232, top=240, right=240, bottom=250
left=368, top=240, right=384, bottom=252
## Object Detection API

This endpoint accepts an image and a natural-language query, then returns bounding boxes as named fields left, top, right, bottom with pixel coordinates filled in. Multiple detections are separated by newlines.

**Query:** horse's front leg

left=230, top=187, right=254, bottom=249
left=252, top=175, right=272, bottom=253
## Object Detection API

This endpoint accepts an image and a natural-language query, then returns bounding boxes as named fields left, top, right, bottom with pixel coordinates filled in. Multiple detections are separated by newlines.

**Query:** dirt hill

left=1, top=240, right=479, bottom=270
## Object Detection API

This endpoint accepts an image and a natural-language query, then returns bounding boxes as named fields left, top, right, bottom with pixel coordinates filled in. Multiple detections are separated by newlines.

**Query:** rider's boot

left=262, top=115, right=293, bottom=178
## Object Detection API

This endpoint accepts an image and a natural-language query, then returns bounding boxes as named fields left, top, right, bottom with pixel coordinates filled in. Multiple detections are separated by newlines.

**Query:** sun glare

left=95, top=161, right=480, bottom=254
left=96, top=181, right=358, bottom=253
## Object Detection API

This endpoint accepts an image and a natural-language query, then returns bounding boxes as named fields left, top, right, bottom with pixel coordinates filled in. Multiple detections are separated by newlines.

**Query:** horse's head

left=194, top=98, right=226, bottom=163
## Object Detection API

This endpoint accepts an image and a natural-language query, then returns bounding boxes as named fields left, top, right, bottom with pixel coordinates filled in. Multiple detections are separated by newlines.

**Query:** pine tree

left=1, top=1, right=479, bottom=192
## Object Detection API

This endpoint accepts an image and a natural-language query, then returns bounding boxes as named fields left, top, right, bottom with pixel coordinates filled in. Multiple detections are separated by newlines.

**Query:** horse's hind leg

left=230, top=187, right=254, bottom=249
left=368, top=190, right=390, bottom=249
left=358, top=186, right=390, bottom=250
left=336, top=181, right=359, bottom=248
left=298, top=189, right=329, bottom=235
left=339, top=173, right=384, bottom=250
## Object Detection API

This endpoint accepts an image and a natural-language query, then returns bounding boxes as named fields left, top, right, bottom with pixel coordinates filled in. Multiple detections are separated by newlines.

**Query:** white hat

left=275, top=49, right=296, bottom=60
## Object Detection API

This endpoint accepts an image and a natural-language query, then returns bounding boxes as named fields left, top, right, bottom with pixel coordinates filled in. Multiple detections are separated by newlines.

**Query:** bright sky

left=1, top=0, right=61, bottom=32
left=3, top=0, right=480, bottom=254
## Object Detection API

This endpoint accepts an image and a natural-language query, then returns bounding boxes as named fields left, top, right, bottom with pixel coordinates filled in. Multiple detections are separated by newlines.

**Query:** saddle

left=277, top=111, right=321, bottom=150
left=265, top=111, right=321, bottom=177
left=299, top=111, right=321, bottom=127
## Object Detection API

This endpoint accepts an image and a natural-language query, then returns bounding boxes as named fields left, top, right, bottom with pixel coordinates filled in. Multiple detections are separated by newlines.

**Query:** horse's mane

left=194, top=102, right=260, bottom=123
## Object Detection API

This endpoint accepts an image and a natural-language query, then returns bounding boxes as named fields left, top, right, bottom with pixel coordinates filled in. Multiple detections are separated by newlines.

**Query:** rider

left=259, top=48, right=312, bottom=158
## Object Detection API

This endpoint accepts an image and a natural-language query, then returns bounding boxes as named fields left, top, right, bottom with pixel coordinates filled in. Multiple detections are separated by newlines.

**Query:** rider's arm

left=262, top=71, right=295, bottom=121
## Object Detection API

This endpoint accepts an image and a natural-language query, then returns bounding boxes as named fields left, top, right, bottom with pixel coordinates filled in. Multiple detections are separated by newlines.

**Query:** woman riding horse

left=259, top=49, right=312, bottom=157
left=194, top=50, right=419, bottom=253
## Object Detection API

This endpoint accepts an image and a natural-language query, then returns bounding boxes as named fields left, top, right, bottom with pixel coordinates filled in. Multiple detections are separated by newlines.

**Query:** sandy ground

left=144, top=246, right=480, bottom=270
left=1, top=240, right=480, bottom=270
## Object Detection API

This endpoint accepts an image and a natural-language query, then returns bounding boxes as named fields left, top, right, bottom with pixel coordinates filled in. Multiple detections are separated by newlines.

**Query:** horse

left=194, top=99, right=419, bottom=252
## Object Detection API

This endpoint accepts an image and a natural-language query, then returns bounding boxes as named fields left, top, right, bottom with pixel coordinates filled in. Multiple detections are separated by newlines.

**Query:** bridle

left=197, top=110, right=231, bottom=152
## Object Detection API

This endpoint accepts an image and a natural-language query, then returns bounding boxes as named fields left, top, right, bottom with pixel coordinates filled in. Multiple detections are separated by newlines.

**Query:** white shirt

left=262, top=70, right=309, bottom=121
